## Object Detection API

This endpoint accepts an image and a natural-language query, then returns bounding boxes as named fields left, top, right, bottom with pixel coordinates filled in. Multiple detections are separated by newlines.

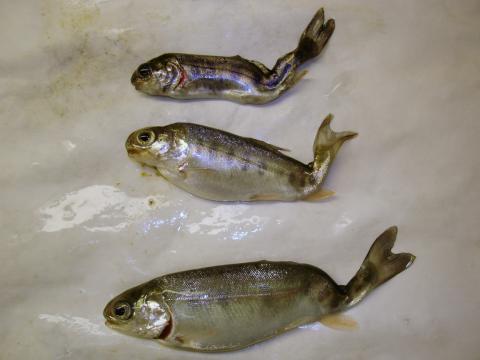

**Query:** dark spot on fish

left=227, top=148, right=235, bottom=157
left=241, top=163, right=249, bottom=172
left=158, top=319, right=173, bottom=340
left=148, top=198, right=155, bottom=207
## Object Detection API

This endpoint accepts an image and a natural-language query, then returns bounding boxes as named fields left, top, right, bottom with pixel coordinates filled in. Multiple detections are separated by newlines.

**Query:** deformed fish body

left=104, top=227, right=415, bottom=352
left=125, top=115, right=356, bottom=201
left=131, top=8, right=335, bottom=104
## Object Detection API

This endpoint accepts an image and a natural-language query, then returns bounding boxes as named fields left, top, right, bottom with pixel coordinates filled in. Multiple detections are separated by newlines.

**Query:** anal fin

left=249, top=193, right=283, bottom=201
left=320, top=313, right=358, bottom=331
left=304, top=189, right=335, bottom=201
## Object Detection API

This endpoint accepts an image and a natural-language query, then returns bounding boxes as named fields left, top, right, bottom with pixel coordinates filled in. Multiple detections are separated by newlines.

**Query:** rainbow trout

left=104, top=227, right=415, bottom=352
left=125, top=115, right=356, bottom=202
left=131, top=8, right=335, bottom=104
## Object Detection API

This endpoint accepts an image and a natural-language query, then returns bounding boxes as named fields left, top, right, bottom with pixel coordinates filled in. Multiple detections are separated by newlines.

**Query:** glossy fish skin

left=104, top=227, right=415, bottom=352
left=125, top=115, right=356, bottom=202
left=131, top=8, right=335, bottom=104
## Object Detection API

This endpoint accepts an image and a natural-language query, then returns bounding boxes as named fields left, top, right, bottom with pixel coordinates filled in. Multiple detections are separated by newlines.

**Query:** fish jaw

left=125, top=134, right=153, bottom=166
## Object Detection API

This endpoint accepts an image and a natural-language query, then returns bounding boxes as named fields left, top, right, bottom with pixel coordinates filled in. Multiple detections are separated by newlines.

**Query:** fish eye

left=138, top=64, right=152, bottom=79
left=136, top=130, right=155, bottom=146
left=113, top=301, right=132, bottom=320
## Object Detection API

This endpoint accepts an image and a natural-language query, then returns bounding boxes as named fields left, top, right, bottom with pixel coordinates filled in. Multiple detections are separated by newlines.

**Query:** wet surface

left=1, top=0, right=480, bottom=359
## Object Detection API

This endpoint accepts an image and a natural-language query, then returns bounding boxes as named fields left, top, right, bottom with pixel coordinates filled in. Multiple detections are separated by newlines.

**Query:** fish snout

left=103, top=301, right=117, bottom=324
left=125, top=132, right=147, bottom=158
left=125, top=134, right=137, bottom=156
left=131, top=71, right=141, bottom=89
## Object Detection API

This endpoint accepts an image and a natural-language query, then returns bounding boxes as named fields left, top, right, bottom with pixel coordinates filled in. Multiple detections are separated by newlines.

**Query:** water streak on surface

left=38, top=186, right=270, bottom=240
left=39, top=313, right=107, bottom=336
left=38, top=185, right=167, bottom=233
left=186, top=205, right=267, bottom=241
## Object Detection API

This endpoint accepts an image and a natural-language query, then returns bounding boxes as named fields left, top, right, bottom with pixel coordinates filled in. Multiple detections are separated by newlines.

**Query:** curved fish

left=125, top=115, right=356, bottom=202
left=104, top=227, right=415, bottom=352
left=131, top=8, right=335, bottom=104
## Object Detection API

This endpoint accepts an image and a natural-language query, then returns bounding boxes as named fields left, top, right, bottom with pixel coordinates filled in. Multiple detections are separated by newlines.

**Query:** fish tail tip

left=295, top=8, right=335, bottom=64
left=345, top=227, right=416, bottom=307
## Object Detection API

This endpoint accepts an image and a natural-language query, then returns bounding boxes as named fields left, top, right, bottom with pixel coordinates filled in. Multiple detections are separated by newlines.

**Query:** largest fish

left=131, top=8, right=335, bottom=104
left=125, top=114, right=356, bottom=202
left=104, top=227, right=415, bottom=352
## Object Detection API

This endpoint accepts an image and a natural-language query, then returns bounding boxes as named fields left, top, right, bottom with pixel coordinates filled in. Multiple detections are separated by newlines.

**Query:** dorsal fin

left=244, top=138, right=290, bottom=154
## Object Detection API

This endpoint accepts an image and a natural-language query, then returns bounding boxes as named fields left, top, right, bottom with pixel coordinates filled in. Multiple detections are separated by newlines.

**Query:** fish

left=125, top=114, right=356, bottom=202
left=131, top=8, right=335, bottom=104
left=103, top=226, right=415, bottom=352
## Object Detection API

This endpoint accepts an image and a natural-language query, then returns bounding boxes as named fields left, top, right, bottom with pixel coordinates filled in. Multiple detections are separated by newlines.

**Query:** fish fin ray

left=249, top=193, right=284, bottom=201
left=320, top=314, right=358, bottom=331
left=294, top=8, right=335, bottom=65
left=304, top=188, right=335, bottom=201
left=311, top=114, right=357, bottom=185
left=345, top=226, right=416, bottom=307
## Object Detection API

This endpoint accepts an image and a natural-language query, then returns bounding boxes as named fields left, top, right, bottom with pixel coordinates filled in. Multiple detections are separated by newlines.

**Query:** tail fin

left=312, top=114, right=357, bottom=179
left=344, top=227, right=416, bottom=307
left=268, top=9, right=334, bottom=94
left=294, top=8, right=336, bottom=65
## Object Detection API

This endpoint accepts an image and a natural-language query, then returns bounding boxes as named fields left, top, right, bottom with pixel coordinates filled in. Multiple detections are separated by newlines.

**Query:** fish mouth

left=104, top=320, right=120, bottom=329
left=103, top=305, right=127, bottom=330
left=125, top=135, right=141, bottom=157
left=131, top=71, right=139, bottom=87
left=131, top=71, right=147, bottom=91
left=125, top=145, right=139, bottom=157
left=103, top=302, right=118, bottom=323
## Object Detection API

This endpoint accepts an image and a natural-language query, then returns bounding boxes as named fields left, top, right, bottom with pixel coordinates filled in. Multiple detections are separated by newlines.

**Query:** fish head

left=131, top=56, right=184, bottom=95
left=103, top=283, right=171, bottom=339
left=125, top=126, right=188, bottom=168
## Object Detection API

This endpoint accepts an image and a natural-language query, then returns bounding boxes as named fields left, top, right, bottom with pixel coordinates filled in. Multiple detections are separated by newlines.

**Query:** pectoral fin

left=320, top=313, right=358, bottom=331
left=177, top=165, right=219, bottom=179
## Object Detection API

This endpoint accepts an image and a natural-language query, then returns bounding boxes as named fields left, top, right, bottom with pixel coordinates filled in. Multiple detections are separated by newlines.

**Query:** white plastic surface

left=1, top=1, right=479, bottom=359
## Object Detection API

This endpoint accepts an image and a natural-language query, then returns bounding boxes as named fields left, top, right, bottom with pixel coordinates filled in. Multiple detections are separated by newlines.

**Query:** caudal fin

left=295, top=8, right=335, bottom=65
left=312, top=114, right=357, bottom=175
left=345, top=227, right=415, bottom=307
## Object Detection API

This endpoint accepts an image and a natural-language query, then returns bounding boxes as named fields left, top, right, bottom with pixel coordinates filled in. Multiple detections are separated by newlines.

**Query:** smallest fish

left=131, top=8, right=335, bottom=104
